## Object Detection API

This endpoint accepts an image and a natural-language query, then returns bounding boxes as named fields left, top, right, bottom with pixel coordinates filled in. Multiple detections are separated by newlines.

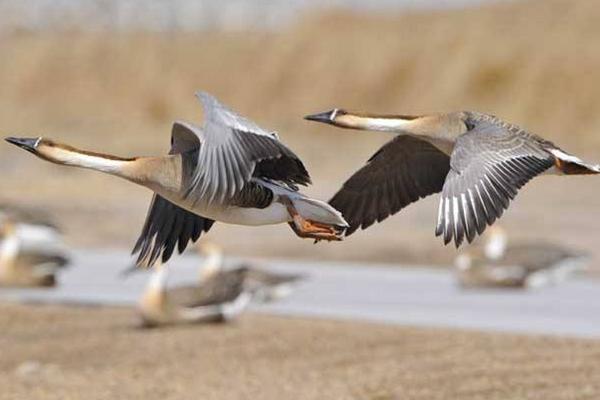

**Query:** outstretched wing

left=132, top=122, right=214, bottom=267
left=330, top=135, right=450, bottom=235
left=132, top=195, right=214, bottom=267
left=184, top=92, right=310, bottom=205
left=436, top=120, right=554, bottom=247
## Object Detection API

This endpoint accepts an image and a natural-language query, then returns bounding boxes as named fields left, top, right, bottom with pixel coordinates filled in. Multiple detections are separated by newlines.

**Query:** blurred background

left=0, top=0, right=599, bottom=267
left=2, top=1, right=600, bottom=399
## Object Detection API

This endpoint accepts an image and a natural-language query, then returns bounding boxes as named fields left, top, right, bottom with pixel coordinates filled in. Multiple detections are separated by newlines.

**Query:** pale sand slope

left=1, top=303, right=600, bottom=400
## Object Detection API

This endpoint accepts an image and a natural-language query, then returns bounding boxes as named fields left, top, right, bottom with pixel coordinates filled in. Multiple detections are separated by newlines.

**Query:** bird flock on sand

left=3, top=91, right=598, bottom=325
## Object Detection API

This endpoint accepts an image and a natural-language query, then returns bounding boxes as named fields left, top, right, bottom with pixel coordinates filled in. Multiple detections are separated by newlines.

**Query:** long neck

left=335, top=112, right=467, bottom=138
left=147, top=265, right=168, bottom=293
left=336, top=113, right=425, bottom=133
left=484, top=229, right=507, bottom=260
left=0, top=227, right=20, bottom=275
left=37, top=142, right=182, bottom=192
left=199, top=248, right=223, bottom=282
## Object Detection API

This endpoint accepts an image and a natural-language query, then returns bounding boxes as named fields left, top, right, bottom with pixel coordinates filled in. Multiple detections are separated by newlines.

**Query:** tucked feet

left=288, top=216, right=344, bottom=241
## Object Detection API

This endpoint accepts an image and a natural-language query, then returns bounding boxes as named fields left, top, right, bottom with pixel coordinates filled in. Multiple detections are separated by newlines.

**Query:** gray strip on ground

left=1, top=249, right=599, bottom=338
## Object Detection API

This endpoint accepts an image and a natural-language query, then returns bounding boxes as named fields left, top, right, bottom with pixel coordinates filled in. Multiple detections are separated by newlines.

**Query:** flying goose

left=305, top=110, right=600, bottom=246
left=0, top=215, right=69, bottom=287
left=455, top=226, right=589, bottom=288
left=6, top=92, right=347, bottom=267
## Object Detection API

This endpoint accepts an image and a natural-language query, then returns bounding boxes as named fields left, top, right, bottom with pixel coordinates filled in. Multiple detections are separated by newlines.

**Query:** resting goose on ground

left=0, top=214, right=69, bottom=287
left=455, top=226, right=589, bottom=289
left=6, top=92, right=347, bottom=268
left=123, top=242, right=304, bottom=327
left=196, top=242, right=305, bottom=302
left=305, top=109, right=600, bottom=247
left=128, top=261, right=252, bottom=327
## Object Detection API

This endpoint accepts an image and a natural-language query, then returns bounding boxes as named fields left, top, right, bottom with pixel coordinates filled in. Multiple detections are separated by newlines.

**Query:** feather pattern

left=184, top=92, right=310, bottom=206
left=329, top=135, right=450, bottom=235
left=436, top=116, right=554, bottom=247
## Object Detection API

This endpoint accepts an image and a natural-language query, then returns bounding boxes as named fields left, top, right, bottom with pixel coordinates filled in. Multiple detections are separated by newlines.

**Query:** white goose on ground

left=6, top=92, right=347, bottom=268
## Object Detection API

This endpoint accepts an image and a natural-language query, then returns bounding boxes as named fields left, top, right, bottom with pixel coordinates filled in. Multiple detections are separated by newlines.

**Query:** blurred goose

left=125, top=242, right=303, bottom=327
left=6, top=92, right=347, bottom=268
left=305, top=110, right=600, bottom=247
left=0, top=215, right=69, bottom=287
left=133, top=261, right=253, bottom=327
left=197, top=242, right=304, bottom=302
left=454, top=226, right=589, bottom=289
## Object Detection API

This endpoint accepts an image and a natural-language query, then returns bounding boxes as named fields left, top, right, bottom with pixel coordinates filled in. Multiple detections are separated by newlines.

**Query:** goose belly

left=200, top=203, right=291, bottom=226
left=159, top=192, right=290, bottom=226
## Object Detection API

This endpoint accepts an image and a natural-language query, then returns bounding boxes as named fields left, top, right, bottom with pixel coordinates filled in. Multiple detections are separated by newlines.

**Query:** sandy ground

left=1, top=303, right=600, bottom=400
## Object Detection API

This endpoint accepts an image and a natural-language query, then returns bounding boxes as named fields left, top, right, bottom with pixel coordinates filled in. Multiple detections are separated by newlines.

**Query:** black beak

left=5, top=137, right=40, bottom=153
left=304, top=109, right=341, bottom=124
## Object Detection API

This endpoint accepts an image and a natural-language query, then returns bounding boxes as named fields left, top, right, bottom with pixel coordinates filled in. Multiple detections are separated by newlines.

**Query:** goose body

left=305, top=109, right=600, bottom=247
left=0, top=211, right=69, bottom=287
left=132, top=243, right=302, bottom=327
left=455, top=227, right=589, bottom=289
left=137, top=264, right=252, bottom=327
left=6, top=92, right=347, bottom=268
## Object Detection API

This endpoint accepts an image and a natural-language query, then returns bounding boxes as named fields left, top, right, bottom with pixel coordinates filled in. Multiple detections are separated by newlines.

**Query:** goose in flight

left=6, top=92, right=347, bottom=267
left=455, top=226, right=589, bottom=289
left=305, top=109, right=600, bottom=247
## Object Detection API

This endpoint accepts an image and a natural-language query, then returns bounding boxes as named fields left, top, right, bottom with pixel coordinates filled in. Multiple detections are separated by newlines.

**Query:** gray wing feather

left=437, top=120, right=554, bottom=247
left=185, top=92, right=309, bottom=205
left=329, top=135, right=451, bottom=235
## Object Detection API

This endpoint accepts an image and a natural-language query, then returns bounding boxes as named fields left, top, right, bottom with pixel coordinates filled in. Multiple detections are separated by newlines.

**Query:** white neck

left=147, top=264, right=168, bottom=293
left=0, top=231, right=20, bottom=270
left=337, top=114, right=419, bottom=133
left=358, top=117, right=416, bottom=132
left=48, top=147, right=131, bottom=175
left=485, top=230, right=507, bottom=260
left=199, top=249, right=223, bottom=281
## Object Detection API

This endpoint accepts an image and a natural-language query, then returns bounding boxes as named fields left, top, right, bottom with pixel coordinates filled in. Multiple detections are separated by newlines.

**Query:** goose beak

left=5, top=137, right=41, bottom=154
left=304, top=109, right=345, bottom=125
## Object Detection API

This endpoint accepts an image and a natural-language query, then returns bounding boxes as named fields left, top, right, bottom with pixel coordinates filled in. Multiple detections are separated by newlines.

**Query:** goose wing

left=329, top=135, right=450, bottom=235
left=436, top=119, right=554, bottom=247
left=132, top=195, right=214, bottom=267
left=132, top=122, right=215, bottom=267
left=184, top=92, right=310, bottom=205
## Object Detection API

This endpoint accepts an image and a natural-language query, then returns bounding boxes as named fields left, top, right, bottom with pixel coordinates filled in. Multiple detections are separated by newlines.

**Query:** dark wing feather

left=437, top=119, right=554, bottom=247
left=132, top=195, right=214, bottom=267
left=329, top=135, right=451, bottom=235
left=131, top=122, right=214, bottom=267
